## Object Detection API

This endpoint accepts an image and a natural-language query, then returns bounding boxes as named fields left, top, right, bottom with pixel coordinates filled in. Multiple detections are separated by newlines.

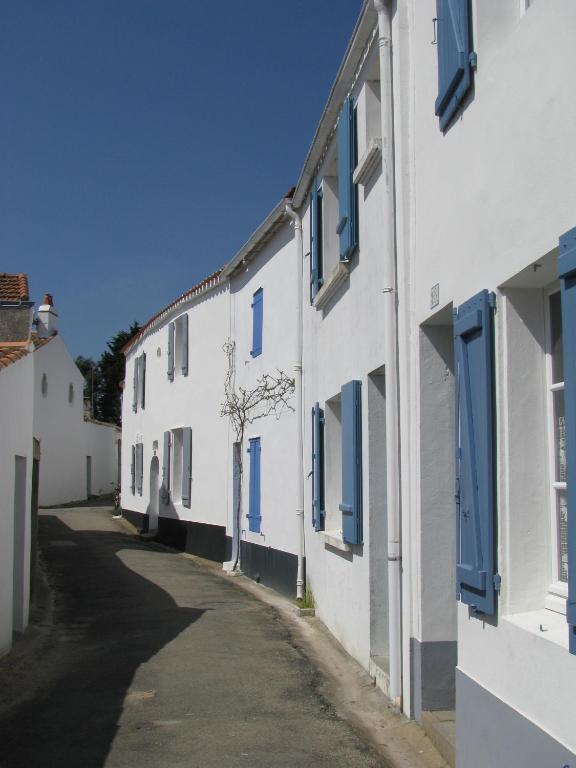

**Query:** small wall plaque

left=430, top=283, right=440, bottom=309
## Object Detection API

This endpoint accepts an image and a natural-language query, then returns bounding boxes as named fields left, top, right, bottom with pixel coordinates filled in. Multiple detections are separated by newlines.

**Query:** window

left=68, top=383, right=74, bottom=404
left=314, top=381, right=363, bottom=545
left=250, top=289, right=263, bottom=358
left=247, top=437, right=261, bottom=533
left=310, top=181, right=324, bottom=301
left=167, top=427, right=192, bottom=508
left=132, top=353, right=146, bottom=411
left=434, top=0, right=474, bottom=131
left=546, top=290, right=568, bottom=600
left=167, top=314, right=189, bottom=380
left=41, top=373, right=48, bottom=397
left=337, top=96, right=359, bottom=261
left=135, top=443, right=144, bottom=496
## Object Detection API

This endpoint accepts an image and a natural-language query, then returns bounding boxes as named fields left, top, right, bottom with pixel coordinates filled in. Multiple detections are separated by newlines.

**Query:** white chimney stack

left=37, top=293, right=58, bottom=337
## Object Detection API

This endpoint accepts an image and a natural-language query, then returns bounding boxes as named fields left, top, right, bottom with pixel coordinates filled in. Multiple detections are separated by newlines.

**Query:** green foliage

left=296, top=587, right=315, bottom=610
left=75, top=321, right=140, bottom=425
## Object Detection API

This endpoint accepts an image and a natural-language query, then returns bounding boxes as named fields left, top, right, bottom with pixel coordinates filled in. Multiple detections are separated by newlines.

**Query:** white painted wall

left=33, top=335, right=118, bottom=506
left=121, top=283, right=231, bottom=532
left=229, top=222, right=299, bottom=558
left=401, top=0, right=576, bottom=745
left=301, top=47, right=392, bottom=671
left=0, top=352, right=34, bottom=655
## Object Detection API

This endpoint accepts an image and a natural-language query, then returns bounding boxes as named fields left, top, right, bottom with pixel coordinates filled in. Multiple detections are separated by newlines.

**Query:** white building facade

left=120, top=2, right=576, bottom=765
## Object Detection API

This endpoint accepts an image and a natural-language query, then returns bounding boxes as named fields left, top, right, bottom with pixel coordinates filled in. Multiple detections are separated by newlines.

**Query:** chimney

left=37, top=293, right=58, bottom=337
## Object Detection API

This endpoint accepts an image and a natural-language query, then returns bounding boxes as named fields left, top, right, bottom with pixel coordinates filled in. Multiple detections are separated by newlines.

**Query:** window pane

left=557, top=490, right=568, bottom=583
left=553, top=390, right=566, bottom=482
left=549, top=291, right=564, bottom=383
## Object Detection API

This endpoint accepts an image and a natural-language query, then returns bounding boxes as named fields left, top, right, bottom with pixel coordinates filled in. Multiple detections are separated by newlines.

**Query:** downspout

left=285, top=203, right=305, bottom=601
left=374, top=0, right=402, bottom=707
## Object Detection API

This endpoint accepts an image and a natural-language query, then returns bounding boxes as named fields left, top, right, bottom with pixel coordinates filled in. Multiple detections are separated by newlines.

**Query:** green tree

left=96, top=322, right=140, bottom=425
left=75, top=355, right=98, bottom=408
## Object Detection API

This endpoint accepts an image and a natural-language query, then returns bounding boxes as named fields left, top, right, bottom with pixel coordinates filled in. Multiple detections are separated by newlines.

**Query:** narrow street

left=0, top=506, right=389, bottom=768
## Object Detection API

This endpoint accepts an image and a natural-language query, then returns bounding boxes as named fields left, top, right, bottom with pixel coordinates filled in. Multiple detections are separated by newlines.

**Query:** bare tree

left=220, top=340, right=295, bottom=570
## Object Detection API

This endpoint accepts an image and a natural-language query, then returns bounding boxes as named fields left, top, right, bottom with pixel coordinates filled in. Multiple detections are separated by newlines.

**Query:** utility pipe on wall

left=285, top=203, right=305, bottom=601
left=374, top=0, right=402, bottom=708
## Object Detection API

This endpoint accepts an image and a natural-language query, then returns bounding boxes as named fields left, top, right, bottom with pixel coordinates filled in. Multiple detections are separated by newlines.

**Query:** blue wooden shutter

left=247, top=437, right=261, bottom=533
left=162, top=430, right=171, bottom=498
left=181, top=314, right=189, bottom=377
left=182, top=427, right=192, bottom=508
left=312, top=403, right=325, bottom=532
left=454, top=290, right=497, bottom=614
left=435, top=0, right=473, bottom=131
left=310, top=180, right=322, bottom=302
left=337, top=97, right=358, bottom=261
left=131, top=445, right=136, bottom=494
left=167, top=322, right=175, bottom=381
left=251, top=289, right=263, bottom=358
left=132, top=357, right=139, bottom=412
left=340, top=381, right=362, bottom=544
left=140, top=353, right=146, bottom=409
left=559, top=226, right=576, bottom=654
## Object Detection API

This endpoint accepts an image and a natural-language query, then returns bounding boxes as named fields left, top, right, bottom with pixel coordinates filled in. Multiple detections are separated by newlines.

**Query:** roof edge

left=292, top=0, right=378, bottom=208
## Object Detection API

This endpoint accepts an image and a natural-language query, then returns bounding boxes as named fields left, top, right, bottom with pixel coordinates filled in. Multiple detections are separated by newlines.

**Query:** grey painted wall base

left=456, top=669, right=575, bottom=768
left=410, top=638, right=456, bottom=720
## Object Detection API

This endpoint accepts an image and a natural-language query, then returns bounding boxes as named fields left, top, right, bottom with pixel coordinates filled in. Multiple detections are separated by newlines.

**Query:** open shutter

left=435, top=0, right=473, bottom=131
left=162, top=430, right=171, bottom=499
left=247, top=437, right=261, bottom=533
left=182, top=427, right=192, bottom=508
left=167, top=322, right=175, bottom=381
left=136, top=443, right=144, bottom=496
left=559, top=226, right=576, bottom=654
left=250, top=289, right=263, bottom=358
left=130, top=445, right=136, bottom=495
left=337, top=96, right=358, bottom=261
left=454, top=290, right=497, bottom=614
left=312, top=404, right=325, bottom=532
left=310, top=180, right=322, bottom=302
left=181, top=314, right=189, bottom=377
left=132, top=357, right=139, bottom=412
left=340, top=381, right=362, bottom=544
left=140, top=353, right=146, bottom=409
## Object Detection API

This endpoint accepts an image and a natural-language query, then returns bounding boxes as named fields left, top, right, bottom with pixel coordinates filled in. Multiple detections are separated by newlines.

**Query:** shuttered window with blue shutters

left=340, top=380, right=363, bottom=545
left=310, top=180, right=324, bottom=302
left=139, top=353, right=146, bottom=409
left=311, top=403, right=325, bottom=531
left=167, top=321, right=175, bottom=381
left=558, top=226, right=576, bottom=654
left=182, top=427, right=192, bottom=508
left=247, top=437, right=261, bottom=533
left=251, top=289, right=263, bottom=358
left=454, top=290, right=497, bottom=614
left=435, top=0, right=474, bottom=131
left=337, top=97, right=359, bottom=261
left=181, top=314, right=189, bottom=377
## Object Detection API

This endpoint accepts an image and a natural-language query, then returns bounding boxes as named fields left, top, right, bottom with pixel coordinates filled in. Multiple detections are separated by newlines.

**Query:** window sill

left=320, top=529, right=351, bottom=552
left=314, top=262, right=350, bottom=310
left=352, top=138, right=382, bottom=186
left=504, top=608, right=568, bottom=650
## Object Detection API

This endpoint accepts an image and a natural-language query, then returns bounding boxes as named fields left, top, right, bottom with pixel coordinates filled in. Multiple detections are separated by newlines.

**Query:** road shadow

left=0, top=514, right=205, bottom=768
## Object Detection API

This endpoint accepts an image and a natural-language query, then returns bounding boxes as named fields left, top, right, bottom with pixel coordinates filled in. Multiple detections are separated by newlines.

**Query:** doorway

left=13, top=456, right=28, bottom=633
left=86, top=456, right=92, bottom=498
left=149, top=456, right=160, bottom=533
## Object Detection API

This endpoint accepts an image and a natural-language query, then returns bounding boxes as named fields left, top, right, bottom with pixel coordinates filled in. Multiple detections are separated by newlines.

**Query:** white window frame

left=544, top=285, right=568, bottom=614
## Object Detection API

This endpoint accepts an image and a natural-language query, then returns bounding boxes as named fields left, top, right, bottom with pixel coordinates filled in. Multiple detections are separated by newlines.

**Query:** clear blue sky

left=1, top=0, right=363, bottom=360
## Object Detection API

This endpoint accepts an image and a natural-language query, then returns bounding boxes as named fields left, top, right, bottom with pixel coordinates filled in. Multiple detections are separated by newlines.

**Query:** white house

left=0, top=274, right=36, bottom=656
left=120, top=1, right=576, bottom=765
left=33, top=294, right=119, bottom=507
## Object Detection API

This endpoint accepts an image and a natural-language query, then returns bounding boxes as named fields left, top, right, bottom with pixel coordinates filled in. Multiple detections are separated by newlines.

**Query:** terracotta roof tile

left=32, top=333, right=57, bottom=350
left=0, top=346, right=28, bottom=370
left=0, top=273, right=30, bottom=302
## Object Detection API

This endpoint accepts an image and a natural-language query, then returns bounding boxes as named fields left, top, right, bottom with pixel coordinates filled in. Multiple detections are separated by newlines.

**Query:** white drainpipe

left=374, top=0, right=402, bottom=707
left=285, top=203, right=305, bottom=600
